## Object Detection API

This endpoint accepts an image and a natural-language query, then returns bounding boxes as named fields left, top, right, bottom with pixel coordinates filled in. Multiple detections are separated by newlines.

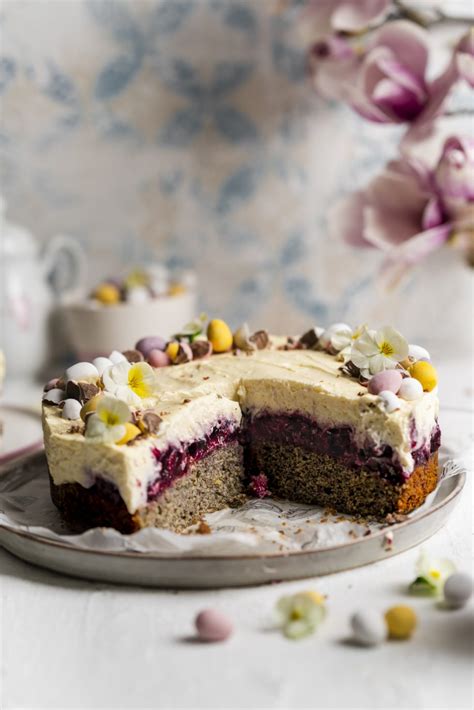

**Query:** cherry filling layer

left=147, top=419, right=240, bottom=500
left=245, top=411, right=441, bottom=482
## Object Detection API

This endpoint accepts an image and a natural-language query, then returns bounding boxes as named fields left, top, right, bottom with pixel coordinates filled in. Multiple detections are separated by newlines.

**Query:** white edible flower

left=275, top=591, right=326, bottom=640
left=102, top=360, right=157, bottom=406
left=409, top=550, right=456, bottom=596
left=85, top=395, right=131, bottom=443
left=350, top=326, right=408, bottom=377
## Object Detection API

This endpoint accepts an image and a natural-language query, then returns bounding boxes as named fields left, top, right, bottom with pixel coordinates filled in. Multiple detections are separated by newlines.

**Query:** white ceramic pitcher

left=0, top=201, right=85, bottom=377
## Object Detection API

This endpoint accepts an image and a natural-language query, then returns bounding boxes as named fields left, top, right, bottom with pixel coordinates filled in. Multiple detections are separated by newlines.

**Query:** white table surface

left=0, top=362, right=472, bottom=710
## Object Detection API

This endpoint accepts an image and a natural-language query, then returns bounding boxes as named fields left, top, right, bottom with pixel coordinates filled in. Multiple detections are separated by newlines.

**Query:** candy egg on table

left=136, top=336, right=167, bottom=357
left=350, top=610, right=387, bottom=647
left=408, top=361, right=438, bottom=392
left=195, top=609, right=233, bottom=642
left=398, top=377, right=423, bottom=401
left=62, top=399, right=82, bottom=420
left=207, top=319, right=233, bottom=353
left=385, top=605, right=417, bottom=640
left=443, top=572, right=473, bottom=608
left=368, top=370, right=403, bottom=395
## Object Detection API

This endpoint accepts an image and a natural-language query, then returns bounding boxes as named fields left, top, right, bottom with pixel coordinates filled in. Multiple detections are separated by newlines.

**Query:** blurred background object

left=0, top=0, right=472, bottom=363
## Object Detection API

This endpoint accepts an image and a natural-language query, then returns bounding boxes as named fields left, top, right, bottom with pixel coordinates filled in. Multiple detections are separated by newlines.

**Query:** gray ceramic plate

left=0, top=452, right=465, bottom=588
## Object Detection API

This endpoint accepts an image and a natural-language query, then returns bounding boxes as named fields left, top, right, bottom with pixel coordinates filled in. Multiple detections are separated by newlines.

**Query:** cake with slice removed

left=42, top=319, right=441, bottom=533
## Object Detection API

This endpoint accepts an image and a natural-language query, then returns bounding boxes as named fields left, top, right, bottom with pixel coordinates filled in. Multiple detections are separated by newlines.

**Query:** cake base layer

left=50, top=441, right=246, bottom=534
left=248, top=443, right=439, bottom=518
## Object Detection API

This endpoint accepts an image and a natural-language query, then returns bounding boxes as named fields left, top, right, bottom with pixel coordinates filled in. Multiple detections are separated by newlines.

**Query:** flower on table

left=275, top=591, right=326, bottom=640
left=409, top=550, right=456, bottom=596
left=85, top=395, right=131, bottom=443
left=350, top=326, right=409, bottom=378
left=102, top=361, right=157, bottom=406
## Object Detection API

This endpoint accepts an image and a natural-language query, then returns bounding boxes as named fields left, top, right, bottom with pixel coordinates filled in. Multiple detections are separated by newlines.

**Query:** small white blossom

left=350, top=326, right=409, bottom=377
left=85, top=395, right=130, bottom=444
left=275, top=591, right=326, bottom=640
left=102, top=360, right=157, bottom=406
left=409, top=550, right=456, bottom=595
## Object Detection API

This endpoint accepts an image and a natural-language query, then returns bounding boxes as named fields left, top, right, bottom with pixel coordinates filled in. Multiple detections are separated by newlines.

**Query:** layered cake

left=42, top=318, right=441, bottom=533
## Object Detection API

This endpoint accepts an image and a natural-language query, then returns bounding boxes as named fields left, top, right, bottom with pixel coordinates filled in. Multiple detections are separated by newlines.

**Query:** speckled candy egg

left=398, top=377, right=423, bottom=401
left=408, top=344, right=431, bottom=361
left=207, top=319, right=233, bottom=353
left=385, top=605, right=417, bottom=640
left=92, top=356, right=113, bottom=376
left=65, top=361, right=99, bottom=383
left=195, top=609, right=233, bottom=642
left=147, top=349, right=171, bottom=368
left=368, top=370, right=403, bottom=395
left=443, top=572, right=473, bottom=608
left=350, top=610, right=387, bottom=646
left=135, top=336, right=167, bottom=357
left=62, top=399, right=82, bottom=420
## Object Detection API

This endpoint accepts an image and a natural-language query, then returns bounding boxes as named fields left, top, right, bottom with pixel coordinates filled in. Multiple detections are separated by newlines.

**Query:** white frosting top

left=43, top=342, right=439, bottom=514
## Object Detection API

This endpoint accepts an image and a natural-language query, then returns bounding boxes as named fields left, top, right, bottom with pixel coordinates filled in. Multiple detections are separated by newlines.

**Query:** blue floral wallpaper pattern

left=1, top=0, right=404, bottom=333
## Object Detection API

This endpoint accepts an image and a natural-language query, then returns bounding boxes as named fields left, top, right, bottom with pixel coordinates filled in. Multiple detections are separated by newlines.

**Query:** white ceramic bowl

left=63, top=292, right=196, bottom=359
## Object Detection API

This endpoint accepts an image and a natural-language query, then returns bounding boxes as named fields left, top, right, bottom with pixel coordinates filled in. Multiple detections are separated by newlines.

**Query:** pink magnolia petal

left=386, top=222, right=452, bottom=265
left=372, top=78, right=424, bottom=121
left=371, top=21, right=429, bottom=78
left=329, top=192, right=373, bottom=248
left=422, top=198, right=444, bottom=230
left=364, top=205, right=421, bottom=250
left=457, top=52, right=474, bottom=87
left=375, top=57, right=427, bottom=100
left=332, top=0, right=391, bottom=32
left=366, top=165, right=429, bottom=218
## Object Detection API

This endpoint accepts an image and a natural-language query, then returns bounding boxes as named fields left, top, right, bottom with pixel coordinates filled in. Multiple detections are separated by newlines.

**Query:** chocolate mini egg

left=62, top=398, right=82, bottom=420
left=92, top=356, right=113, bottom=376
left=42, top=388, right=65, bottom=405
left=368, top=370, right=403, bottom=395
left=408, top=361, right=438, bottom=392
left=147, top=349, right=171, bottom=368
left=398, top=377, right=423, bottom=401
left=65, top=362, right=99, bottom=383
left=135, top=336, right=166, bottom=357
left=195, top=609, right=233, bottom=642
left=443, top=572, right=473, bottom=608
left=408, top=344, right=431, bottom=362
left=385, top=605, right=417, bottom=640
left=350, top=610, right=387, bottom=646
left=94, top=283, right=121, bottom=305
left=207, top=319, right=233, bottom=353
left=379, top=390, right=401, bottom=413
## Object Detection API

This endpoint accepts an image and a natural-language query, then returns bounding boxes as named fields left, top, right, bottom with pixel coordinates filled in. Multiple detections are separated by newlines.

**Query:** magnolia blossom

left=102, top=360, right=157, bottom=406
left=409, top=550, right=456, bottom=595
left=305, top=0, right=391, bottom=34
left=275, top=591, right=326, bottom=640
left=312, top=20, right=463, bottom=125
left=85, top=395, right=130, bottom=444
left=332, top=135, right=474, bottom=278
left=350, top=326, right=408, bottom=376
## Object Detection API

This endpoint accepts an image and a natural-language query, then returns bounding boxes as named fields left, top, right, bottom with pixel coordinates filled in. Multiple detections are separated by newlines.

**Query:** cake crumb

left=196, top=520, right=211, bottom=535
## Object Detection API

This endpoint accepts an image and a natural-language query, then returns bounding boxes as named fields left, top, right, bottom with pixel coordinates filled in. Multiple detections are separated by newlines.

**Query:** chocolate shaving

left=298, top=328, right=320, bottom=349
left=122, top=349, right=144, bottom=363
left=249, top=329, right=269, bottom=350
left=80, top=382, right=100, bottom=402
left=68, top=424, right=84, bottom=435
left=138, top=411, right=162, bottom=435
left=190, top=339, right=213, bottom=359
left=66, top=380, right=82, bottom=401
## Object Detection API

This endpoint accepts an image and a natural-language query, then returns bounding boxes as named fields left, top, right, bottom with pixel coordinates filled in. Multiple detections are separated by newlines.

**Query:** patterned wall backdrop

left=0, top=0, right=471, bottom=348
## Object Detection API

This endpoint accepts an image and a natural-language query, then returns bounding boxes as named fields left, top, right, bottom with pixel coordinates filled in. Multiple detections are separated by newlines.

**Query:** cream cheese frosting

left=43, top=341, right=439, bottom=514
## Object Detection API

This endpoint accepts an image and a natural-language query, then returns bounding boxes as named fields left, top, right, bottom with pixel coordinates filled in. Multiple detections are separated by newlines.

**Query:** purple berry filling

left=147, top=419, right=240, bottom=500
left=245, top=411, right=441, bottom=483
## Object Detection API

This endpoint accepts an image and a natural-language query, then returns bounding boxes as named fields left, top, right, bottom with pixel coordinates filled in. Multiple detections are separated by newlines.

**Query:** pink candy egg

left=367, top=370, right=403, bottom=395
left=147, top=349, right=171, bottom=368
left=195, top=609, right=233, bottom=642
